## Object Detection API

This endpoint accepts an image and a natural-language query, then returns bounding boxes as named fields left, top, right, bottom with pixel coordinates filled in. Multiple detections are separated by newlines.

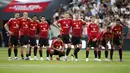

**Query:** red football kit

left=19, top=18, right=30, bottom=36
left=38, top=21, right=50, bottom=39
left=112, top=24, right=123, bottom=38
left=29, top=20, right=39, bottom=37
left=7, top=18, right=20, bottom=36
left=51, top=39, right=64, bottom=49
left=71, top=19, right=86, bottom=37
left=87, top=23, right=99, bottom=40
left=57, top=18, right=72, bottom=35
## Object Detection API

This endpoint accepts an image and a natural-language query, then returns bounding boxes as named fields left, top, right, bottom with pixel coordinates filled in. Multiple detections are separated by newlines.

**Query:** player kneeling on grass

left=46, top=36, right=65, bottom=61
left=97, top=26, right=112, bottom=61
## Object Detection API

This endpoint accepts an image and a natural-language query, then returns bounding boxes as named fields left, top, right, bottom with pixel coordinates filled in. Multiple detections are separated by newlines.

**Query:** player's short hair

left=116, top=19, right=120, bottom=22
left=57, top=35, right=62, bottom=39
left=32, top=15, right=37, bottom=18
left=14, top=12, right=19, bottom=14
left=40, top=16, right=45, bottom=19
left=23, top=12, right=28, bottom=15
left=14, top=13, right=19, bottom=16
left=64, top=12, right=69, bottom=14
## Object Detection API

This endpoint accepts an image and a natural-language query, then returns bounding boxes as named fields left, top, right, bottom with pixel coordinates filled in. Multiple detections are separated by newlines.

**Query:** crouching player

left=46, top=36, right=65, bottom=61
left=53, top=13, right=72, bottom=61
left=98, top=26, right=112, bottom=61
left=110, top=19, right=123, bottom=62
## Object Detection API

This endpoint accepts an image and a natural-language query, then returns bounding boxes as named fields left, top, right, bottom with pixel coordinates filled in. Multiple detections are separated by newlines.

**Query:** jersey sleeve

left=111, top=25, right=115, bottom=32
left=61, top=41, right=64, bottom=47
left=87, top=24, right=92, bottom=40
left=57, top=19, right=61, bottom=23
left=18, top=18, right=22, bottom=29
left=96, top=25, right=99, bottom=39
left=51, top=39, right=56, bottom=47
left=7, top=18, right=12, bottom=26
left=82, top=20, right=86, bottom=25
left=97, top=31, right=103, bottom=40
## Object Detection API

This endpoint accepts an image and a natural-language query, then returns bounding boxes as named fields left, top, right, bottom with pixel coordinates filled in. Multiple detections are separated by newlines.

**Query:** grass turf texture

left=0, top=48, right=129, bottom=73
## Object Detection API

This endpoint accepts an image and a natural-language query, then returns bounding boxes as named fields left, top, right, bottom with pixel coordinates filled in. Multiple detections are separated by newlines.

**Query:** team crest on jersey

left=66, top=24, right=68, bottom=26
left=76, top=25, right=78, bottom=27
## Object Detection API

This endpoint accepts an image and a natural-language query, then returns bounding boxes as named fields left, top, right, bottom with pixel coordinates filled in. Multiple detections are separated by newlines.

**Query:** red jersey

left=7, top=18, right=20, bottom=36
left=72, top=19, right=86, bottom=37
left=112, top=24, right=123, bottom=38
left=29, top=20, right=38, bottom=37
left=38, top=21, right=50, bottom=38
left=19, top=18, right=30, bottom=36
left=52, top=39, right=64, bottom=49
left=101, top=31, right=112, bottom=40
left=57, top=18, right=72, bottom=35
left=97, top=31, right=103, bottom=40
left=87, top=23, right=99, bottom=40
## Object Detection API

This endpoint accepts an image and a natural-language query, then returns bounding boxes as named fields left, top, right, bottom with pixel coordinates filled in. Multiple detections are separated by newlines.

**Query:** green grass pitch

left=0, top=48, right=129, bottom=73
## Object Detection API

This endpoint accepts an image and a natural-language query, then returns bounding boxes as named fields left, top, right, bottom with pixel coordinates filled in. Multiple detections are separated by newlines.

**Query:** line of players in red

left=4, top=12, right=123, bottom=62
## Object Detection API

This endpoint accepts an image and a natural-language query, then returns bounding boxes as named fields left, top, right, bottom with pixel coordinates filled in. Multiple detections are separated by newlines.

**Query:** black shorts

left=20, top=35, right=29, bottom=46
left=29, top=37, right=37, bottom=46
left=100, top=39, right=107, bottom=47
left=113, top=37, right=122, bottom=45
left=61, top=34, right=70, bottom=44
left=53, top=49, right=65, bottom=56
left=53, top=49, right=60, bottom=55
left=39, top=38, right=49, bottom=47
left=9, top=36, right=19, bottom=46
left=87, top=39, right=98, bottom=47
left=71, top=36, right=81, bottom=45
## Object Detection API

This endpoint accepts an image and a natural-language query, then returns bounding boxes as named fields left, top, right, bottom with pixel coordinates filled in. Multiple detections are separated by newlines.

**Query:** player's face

left=91, top=17, right=95, bottom=22
left=40, top=17, right=45, bottom=22
left=75, top=14, right=80, bottom=19
left=64, top=14, right=69, bottom=18
left=14, top=13, right=20, bottom=19
left=57, top=38, right=61, bottom=42
left=23, top=12, right=28, bottom=19
left=32, top=16, right=37, bottom=21
left=107, top=28, right=111, bottom=32
left=116, top=21, right=120, bottom=25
